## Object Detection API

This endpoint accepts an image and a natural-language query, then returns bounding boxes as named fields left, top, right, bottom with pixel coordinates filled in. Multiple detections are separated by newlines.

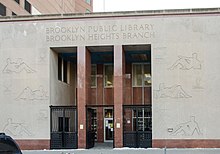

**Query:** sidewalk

left=22, top=148, right=220, bottom=154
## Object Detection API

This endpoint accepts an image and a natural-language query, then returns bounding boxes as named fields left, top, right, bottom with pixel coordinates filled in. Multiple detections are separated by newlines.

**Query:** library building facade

left=1, top=8, right=220, bottom=150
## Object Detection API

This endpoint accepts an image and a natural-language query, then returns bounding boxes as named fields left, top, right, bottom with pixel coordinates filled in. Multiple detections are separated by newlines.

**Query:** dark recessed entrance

left=86, top=108, right=96, bottom=149
left=122, top=44, right=152, bottom=148
left=86, top=106, right=114, bottom=149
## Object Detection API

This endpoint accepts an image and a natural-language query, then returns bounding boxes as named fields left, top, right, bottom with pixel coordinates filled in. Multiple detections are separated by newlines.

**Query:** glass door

left=104, top=118, right=114, bottom=142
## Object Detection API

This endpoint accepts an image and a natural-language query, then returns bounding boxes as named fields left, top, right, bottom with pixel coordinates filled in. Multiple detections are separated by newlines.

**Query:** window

left=143, top=64, right=151, bottom=86
left=133, top=64, right=151, bottom=87
left=63, top=60, right=68, bottom=83
left=85, top=0, right=91, bottom=5
left=104, top=65, right=113, bottom=87
left=14, top=0, right=20, bottom=4
left=0, top=3, right=6, bottom=16
left=86, top=9, right=91, bottom=13
left=133, top=64, right=142, bottom=86
left=58, top=117, right=70, bottom=132
left=91, top=65, right=97, bottom=87
left=132, top=108, right=152, bottom=131
left=24, top=0, right=31, bottom=13
left=12, top=12, right=17, bottom=16
left=58, top=54, right=69, bottom=84
left=58, top=55, right=62, bottom=81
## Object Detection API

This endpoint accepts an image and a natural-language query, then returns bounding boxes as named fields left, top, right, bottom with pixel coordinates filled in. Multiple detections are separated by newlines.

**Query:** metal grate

left=138, top=132, right=152, bottom=148
left=50, top=106, right=77, bottom=149
left=86, top=108, right=96, bottom=149
left=123, top=132, right=136, bottom=147
left=51, top=132, right=62, bottom=149
left=123, top=105, right=152, bottom=148
left=63, top=132, right=77, bottom=148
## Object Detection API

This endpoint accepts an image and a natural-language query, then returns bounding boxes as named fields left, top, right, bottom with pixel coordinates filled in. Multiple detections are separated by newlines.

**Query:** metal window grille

left=50, top=106, right=77, bottom=149
left=123, top=105, right=152, bottom=148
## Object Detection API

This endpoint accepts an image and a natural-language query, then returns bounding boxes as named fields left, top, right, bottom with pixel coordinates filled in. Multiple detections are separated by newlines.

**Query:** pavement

left=22, top=148, right=220, bottom=154
left=22, top=143, right=220, bottom=154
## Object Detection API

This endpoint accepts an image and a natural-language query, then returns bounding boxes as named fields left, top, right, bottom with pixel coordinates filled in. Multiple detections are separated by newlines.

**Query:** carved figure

left=16, top=86, right=48, bottom=100
left=169, top=53, right=201, bottom=70
left=170, top=116, right=202, bottom=136
left=3, top=118, right=32, bottom=137
left=2, top=58, right=35, bottom=73
left=155, top=83, right=191, bottom=99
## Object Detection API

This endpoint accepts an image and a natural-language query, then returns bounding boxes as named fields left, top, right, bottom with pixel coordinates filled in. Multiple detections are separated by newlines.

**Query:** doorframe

left=103, top=107, right=114, bottom=142
left=104, top=117, right=114, bottom=142
left=85, top=105, right=114, bottom=146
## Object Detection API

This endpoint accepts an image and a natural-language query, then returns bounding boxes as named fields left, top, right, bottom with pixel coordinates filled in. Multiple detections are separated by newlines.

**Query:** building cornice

left=1, top=7, right=220, bottom=22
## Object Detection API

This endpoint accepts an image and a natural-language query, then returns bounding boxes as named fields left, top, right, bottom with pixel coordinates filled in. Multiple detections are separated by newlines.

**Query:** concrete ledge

left=0, top=7, right=220, bottom=22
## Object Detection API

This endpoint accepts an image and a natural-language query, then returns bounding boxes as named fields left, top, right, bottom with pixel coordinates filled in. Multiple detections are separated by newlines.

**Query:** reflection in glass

left=91, top=65, right=97, bottom=87
left=133, top=64, right=151, bottom=87
left=104, top=65, right=113, bottom=87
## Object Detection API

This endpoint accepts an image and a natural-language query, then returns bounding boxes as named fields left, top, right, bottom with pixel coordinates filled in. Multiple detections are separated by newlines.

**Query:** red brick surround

left=153, top=139, right=220, bottom=148
left=16, top=140, right=50, bottom=150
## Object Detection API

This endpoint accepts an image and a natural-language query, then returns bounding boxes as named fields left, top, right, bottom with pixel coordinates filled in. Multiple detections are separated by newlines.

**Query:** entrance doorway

left=86, top=106, right=114, bottom=149
left=86, top=108, right=96, bottom=149
left=104, top=108, right=113, bottom=142
left=104, top=118, right=113, bottom=142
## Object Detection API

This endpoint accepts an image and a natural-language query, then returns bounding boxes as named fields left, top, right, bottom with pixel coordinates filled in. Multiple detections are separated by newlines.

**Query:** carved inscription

left=46, top=23, right=155, bottom=42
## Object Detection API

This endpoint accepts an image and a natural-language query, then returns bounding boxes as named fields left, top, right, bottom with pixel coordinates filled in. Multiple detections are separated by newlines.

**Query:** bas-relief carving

left=16, top=85, right=48, bottom=101
left=38, top=50, right=47, bottom=63
left=0, top=80, right=12, bottom=94
left=168, top=116, right=202, bottom=136
left=2, top=58, right=35, bottom=74
left=3, top=118, right=33, bottom=137
left=154, top=83, right=192, bottom=99
left=168, top=53, right=202, bottom=70
left=193, top=77, right=204, bottom=90
left=37, top=110, right=48, bottom=121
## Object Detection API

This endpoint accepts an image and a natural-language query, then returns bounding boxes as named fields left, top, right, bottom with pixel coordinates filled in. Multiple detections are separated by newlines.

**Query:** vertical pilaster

left=114, top=45, right=125, bottom=148
left=77, top=46, right=91, bottom=148
left=97, top=64, right=103, bottom=105
left=97, top=107, right=104, bottom=142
